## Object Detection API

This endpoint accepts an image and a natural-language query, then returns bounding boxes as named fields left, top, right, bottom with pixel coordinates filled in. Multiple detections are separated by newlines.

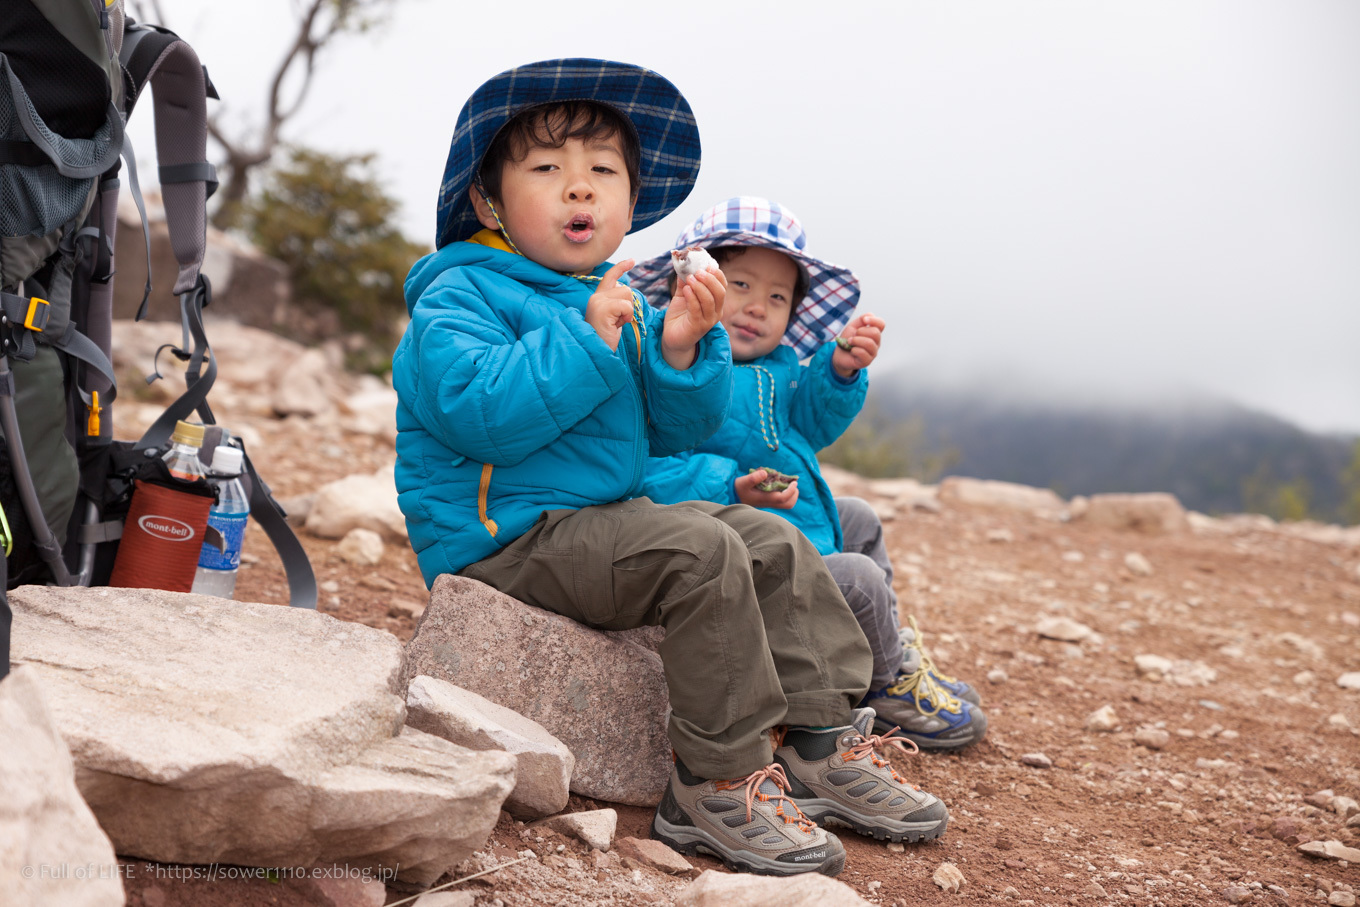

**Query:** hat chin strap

left=475, top=181, right=525, bottom=256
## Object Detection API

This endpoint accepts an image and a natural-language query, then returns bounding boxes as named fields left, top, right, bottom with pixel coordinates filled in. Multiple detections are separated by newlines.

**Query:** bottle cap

left=210, top=445, right=245, bottom=476
left=170, top=420, right=204, bottom=447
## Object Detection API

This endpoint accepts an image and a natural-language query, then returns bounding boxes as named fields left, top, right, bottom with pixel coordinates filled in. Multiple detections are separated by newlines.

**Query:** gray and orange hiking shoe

left=775, top=708, right=950, bottom=844
left=650, top=760, right=846, bottom=877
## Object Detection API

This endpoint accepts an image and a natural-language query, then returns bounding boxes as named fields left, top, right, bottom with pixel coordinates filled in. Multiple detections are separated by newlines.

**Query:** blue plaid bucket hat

left=435, top=58, right=701, bottom=250
left=629, top=197, right=861, bottom=359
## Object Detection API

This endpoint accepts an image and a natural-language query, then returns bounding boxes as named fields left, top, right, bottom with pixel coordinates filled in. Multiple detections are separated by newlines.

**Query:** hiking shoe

left=900, top=615, right=982, bottom=706
left=774, top=709, right=949, bottom=843
left=863, top=664, right=989, bottom=751
left=651, top=760, right=846, bottom=877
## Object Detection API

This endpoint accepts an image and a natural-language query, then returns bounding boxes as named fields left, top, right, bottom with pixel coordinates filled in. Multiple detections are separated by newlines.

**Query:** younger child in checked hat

left=633, top=197, right=989, bottom=752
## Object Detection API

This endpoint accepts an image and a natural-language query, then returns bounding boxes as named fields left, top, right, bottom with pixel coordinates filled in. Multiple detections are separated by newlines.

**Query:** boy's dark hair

left=478, top=101, right=642, bottom=203
left=667, top=246, right=809, bottom=308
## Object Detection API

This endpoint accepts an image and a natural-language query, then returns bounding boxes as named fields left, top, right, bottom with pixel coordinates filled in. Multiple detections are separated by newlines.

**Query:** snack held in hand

left=671, top=246, right=720, bottom=281
left=750, top=467, right=798, bottom=493
left=835, top=336, right=854, bottom=351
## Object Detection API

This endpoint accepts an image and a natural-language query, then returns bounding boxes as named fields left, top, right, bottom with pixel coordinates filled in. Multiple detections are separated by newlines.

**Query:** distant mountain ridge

left=865, top=370, right=1358, bottom=522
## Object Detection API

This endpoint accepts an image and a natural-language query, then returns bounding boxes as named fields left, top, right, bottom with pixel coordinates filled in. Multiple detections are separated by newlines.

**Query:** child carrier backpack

left=0, top=0, right=317, bottom=671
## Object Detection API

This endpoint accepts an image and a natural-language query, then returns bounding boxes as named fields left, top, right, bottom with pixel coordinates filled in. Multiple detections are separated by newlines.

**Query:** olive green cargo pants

left=460, top=497, right=873, bottom=780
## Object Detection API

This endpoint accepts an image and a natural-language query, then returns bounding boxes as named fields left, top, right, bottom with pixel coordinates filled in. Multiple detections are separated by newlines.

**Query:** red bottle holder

left=109, top=480, right=214, bottom=592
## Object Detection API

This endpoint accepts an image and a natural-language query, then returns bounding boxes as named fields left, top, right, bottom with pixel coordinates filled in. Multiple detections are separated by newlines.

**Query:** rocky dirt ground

left=110, top=319, right=1360, bottom=907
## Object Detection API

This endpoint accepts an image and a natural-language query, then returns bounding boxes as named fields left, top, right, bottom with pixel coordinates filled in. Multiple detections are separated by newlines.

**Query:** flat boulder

left=406, top=675, right=573, bottom=818
left=0, top=667, right=124, bottom=907
left=9, top=585, right=514, bottom=885
left=1079, top=493, right=1189, bottom=534
left=402, top=575, right=671, bottom=806
left=938, top=477, right=1065, bottom=517
left=675, top=869, right=872, bottom=905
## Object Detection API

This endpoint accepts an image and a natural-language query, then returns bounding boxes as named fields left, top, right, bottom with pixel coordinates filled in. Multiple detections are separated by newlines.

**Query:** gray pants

left=823, top=497, right=906, bottom=689
left=460, top=497, right=873, bottom=780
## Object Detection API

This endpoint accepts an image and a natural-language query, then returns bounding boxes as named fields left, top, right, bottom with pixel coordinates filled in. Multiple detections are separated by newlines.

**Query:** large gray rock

left=402, top=575, right=671, bottom=806
left=0, top=667, right=124, bottom=907
left=406, top=675, right=573, bottom=818
left=675, top=869, right=872, bottom=906
left=9, top=585, right=514, bottom=885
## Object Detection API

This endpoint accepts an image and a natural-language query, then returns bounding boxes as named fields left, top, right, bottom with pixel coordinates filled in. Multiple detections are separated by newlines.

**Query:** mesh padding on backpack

left=0, top=1, right=110, bottom=139
left=0, top=55, right=121, bottom=238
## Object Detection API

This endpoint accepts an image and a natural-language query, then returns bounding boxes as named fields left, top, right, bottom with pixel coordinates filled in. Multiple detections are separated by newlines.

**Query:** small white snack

left=671, top=246, right=720, bottom=281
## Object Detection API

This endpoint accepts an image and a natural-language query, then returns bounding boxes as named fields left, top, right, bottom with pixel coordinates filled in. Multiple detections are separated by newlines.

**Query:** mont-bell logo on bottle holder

left=137, top=515, right=196, bottom=542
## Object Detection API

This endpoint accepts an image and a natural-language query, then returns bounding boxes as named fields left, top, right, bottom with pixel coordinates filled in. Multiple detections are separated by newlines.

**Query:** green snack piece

left=835, top=336, right=854, bottom=351
left=748, top=467, right=799, bottom=493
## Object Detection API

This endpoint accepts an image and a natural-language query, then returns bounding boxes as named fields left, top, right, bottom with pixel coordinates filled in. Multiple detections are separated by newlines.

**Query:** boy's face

left=471, top=127, right=635, bottom=273
left=719, top=247, right=800, bottom=361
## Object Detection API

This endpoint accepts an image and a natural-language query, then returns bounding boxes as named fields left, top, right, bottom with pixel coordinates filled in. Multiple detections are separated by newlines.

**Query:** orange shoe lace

left=715, top=763, right=817, bottom=833
left=843, top=726, right=921, bottom=788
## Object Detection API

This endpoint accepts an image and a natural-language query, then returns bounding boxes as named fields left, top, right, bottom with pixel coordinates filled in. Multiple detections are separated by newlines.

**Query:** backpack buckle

left=24, top=296, right=50, bottom=332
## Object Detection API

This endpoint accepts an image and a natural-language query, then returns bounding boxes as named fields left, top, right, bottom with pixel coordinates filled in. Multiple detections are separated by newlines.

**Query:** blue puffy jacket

left=392, top=234, right=733, bottom=585
left=642, top=343, right=866, bottom=555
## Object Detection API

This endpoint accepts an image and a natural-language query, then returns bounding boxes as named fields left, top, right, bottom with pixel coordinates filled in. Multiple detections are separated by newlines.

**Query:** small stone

left=887, top=841, right=905, bottom=853
left=1062, top=550, right=1085, bottom=563
left=1329, top=893, right=1356, bottom=907
left=1330, top=714, right=1352, bottom=729
left=1021, top=752, right=1053, bottom=769
left=337, top=527, right=385, bottom=565
left=1267, top=885, right=1288, bottom=898
left=868, top=880, right=882, bottom=891
left=1307, top=790, right=1337, bottom=808
left=1348, top=814, right=1360, bottom=829
left=1134, top=727, right=1171, bottom=750
left=1124, top=552, right=1153, bottom=576
left=1085, top=882, right=1107, bottom=898
left=542, top=809, right=618, bottom=852
left=1294, top=671, right=1317, bottom=687
left=1135, top=654, right=1174, bottom=678
left=1338, top=673, right=1360, bottom=691
left=1036, top=616, right=1093, bottom=642
left=1003, top=887, right=1021, bottom=899
left=613, top=836, right=693, bottom=875
left=1333, top=796, right=1360, bottom=819
left=933, top=861, right=966, bottom=892
left=1224, top=886, right=1253, bottom=904
left=1271, top=817, right=1301, bottom=841
left=987, top=668, right=1009, bottom=684
left=1085, top=705, right=1120, bottom=732
left=320, top=579, right=340, bottom=593
left=987, top=528, right=1014, bottom=543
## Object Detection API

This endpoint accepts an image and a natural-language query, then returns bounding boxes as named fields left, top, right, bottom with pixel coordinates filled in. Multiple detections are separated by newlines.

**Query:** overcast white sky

left=131, top=0, right=1360, bottom=435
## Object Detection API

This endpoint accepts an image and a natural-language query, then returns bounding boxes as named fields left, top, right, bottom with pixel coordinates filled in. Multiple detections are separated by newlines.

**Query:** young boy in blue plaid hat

left=633, top=197, right=988, bottom=752
left=392, top=60, right=948, bottom=878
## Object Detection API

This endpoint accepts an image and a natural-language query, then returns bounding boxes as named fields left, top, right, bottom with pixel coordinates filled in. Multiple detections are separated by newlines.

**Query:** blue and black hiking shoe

left=900, top=615, right=983, bottom=707
left=862, top=663, right=988, bottom=751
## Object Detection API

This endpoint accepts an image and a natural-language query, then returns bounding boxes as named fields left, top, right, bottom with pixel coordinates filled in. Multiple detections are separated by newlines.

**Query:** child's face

left=719, top=247, right=799, bottom=361
left=473, top=130, right=635, bottom=273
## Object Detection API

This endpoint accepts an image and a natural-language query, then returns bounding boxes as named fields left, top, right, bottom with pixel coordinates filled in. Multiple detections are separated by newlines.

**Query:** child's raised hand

left=661, top=268, right=727, bottom=370
left=734, top=469, right=799, bottom=509
left=833, top=313, right=886, bottom=378
left=585, top=260, right=637, bottom=351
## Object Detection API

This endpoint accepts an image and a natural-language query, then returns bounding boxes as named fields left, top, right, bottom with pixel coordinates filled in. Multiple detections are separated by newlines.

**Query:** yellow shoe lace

left=885, top=660, right=963, bottom=717
left=907, top=614, right=961, bottom=685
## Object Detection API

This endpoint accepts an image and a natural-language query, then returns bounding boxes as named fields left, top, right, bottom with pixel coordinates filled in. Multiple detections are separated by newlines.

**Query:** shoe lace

left=907, top=615, right=960, bottom=685
left=715, top=763, right=817, bottom=833
left=843, top=726, right=921, bottom=787
left=885, top=661, right=963, bottom=717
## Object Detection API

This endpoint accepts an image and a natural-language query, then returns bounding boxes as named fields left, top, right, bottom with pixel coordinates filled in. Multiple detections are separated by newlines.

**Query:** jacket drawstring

left=738, top=363, right=780, bottom=452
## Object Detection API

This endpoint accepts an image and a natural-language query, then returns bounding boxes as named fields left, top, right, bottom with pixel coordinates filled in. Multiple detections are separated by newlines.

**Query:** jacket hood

left=404, top=241, right=621, bottom=315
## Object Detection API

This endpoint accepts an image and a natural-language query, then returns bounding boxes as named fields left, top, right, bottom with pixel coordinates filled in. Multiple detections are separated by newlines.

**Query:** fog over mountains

left=866, top=368, right=1358, bottom=522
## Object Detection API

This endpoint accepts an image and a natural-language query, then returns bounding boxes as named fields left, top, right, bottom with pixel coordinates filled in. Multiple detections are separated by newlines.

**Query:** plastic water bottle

left=164, top=420, right=207, bottom=480
left=192, top=445, right=249, bottom=598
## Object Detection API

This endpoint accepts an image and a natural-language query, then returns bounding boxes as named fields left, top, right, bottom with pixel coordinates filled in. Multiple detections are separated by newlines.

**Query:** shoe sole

left=794, top=799, right=950, bottom=844
left=651, top=815, right=845, bottom=877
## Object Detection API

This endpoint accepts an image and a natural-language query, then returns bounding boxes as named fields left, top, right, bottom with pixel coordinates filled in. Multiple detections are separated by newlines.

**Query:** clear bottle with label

left=164, top=420, right=207, bottom=480
left=191, top=445, right=249, bottom=599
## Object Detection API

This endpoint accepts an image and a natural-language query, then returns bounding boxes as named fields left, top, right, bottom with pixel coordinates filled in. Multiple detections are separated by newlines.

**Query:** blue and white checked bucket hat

left=435, top=58, right=701, bottom=250
left=629, top=197, right=861, bottom=359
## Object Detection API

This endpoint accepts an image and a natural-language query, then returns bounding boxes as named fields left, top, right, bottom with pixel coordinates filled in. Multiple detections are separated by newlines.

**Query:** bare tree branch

left=146, top=0, right=394, bottom=230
